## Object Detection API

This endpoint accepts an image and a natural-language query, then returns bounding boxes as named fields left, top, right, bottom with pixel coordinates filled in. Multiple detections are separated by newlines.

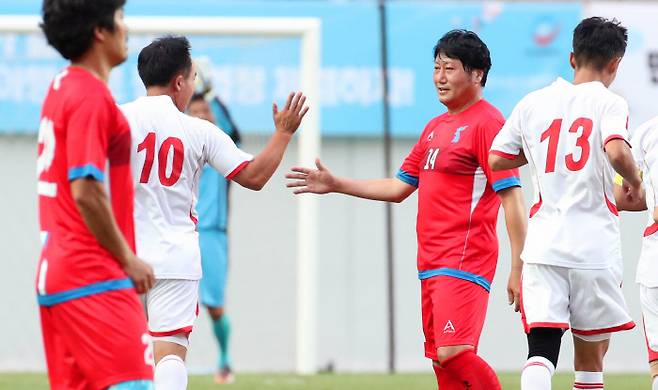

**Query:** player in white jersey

left=120, top=36, right=308, bottom=390
left=488, top=17, right=640, bottom=390
left=624, top=117, right=658, bottom=389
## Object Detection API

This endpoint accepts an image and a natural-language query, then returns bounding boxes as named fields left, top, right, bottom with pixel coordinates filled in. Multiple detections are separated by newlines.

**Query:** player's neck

left=445, top=91, right=482, bottom=115
left=572, top=69, right=608, bottom=87
left=146, top=87, right=176, bottom=105
left=72, top=50, right=113, bottom=84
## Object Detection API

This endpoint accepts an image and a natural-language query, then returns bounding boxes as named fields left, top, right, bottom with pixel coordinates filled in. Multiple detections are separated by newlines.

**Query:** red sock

left=432, top=363, right=464, bottom=389
left=441, top=350, right=501, bottom=390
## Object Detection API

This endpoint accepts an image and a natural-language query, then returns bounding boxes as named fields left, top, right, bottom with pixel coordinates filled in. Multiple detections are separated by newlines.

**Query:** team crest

left=451, top=125, right=469, bottom=143
left=427, top=131, right=434, bottom=141
left=443, top=320, right=456, bottom=333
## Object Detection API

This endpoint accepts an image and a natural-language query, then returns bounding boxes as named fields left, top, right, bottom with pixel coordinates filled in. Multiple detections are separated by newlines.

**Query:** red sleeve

left=477, top=118, right=521, bottom=192
left=396, top=122, right=432, bottom=187
left=66, top=92, right=113, bottom=182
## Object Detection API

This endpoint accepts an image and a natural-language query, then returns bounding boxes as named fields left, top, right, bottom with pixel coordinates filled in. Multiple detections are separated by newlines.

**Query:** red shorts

left=421, top=275, right=490, bottom=360
left=39, top=289, right=154, bottom=390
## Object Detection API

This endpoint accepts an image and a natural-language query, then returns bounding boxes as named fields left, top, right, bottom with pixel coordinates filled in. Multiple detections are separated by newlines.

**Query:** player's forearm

left=488, top=151, right=527, bottom=171
left=240, top=131, right=293, bottom=190
left=606, top=141, right=641, bottom=186
left=499, top=187, right=527, bottom=271
left=334, top=177, right=411, bottom=203
left=612, top=159, right=642, bottom=187
left=71, top=179, right=134, bottom=267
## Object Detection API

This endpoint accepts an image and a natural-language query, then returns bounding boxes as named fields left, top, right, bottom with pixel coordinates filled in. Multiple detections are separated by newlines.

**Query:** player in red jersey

left=37, top=1, right=155, bottom=389
left=286, top=30, right=526, bottom=389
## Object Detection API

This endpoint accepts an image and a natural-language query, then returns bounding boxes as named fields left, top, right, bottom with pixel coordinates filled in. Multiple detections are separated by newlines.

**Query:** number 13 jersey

left=121, top=96, right=252, bottom=280
left=491, top=77, right=629, bottom=269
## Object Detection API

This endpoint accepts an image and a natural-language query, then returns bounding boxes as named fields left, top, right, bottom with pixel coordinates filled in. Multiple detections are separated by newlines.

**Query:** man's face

left=433, top=53, right=480, bottom=110
left=107, top=8, right=129, bottom=66
left=188, top=99, right=215, bottom=124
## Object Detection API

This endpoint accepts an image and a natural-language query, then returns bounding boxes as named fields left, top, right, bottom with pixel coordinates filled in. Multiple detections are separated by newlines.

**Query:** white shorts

left=640, top=284, right=658, bottom=362
left=142, top=279, right=199, bottom=338
left=521, top=263, right=634, bottom=337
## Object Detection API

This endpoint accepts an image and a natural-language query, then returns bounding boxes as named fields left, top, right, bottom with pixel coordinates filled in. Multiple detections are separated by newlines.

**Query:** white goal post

left=0, top=15, right=321, bottom=375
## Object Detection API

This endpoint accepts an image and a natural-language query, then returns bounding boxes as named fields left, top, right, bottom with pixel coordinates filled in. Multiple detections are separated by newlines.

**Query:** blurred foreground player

left=121, top=36, right=308, bottom=389
left=287, top=30, right=526, bottom=389
left=490, top=17, right=637, bottom=390
left=37, top=0, right=155, bottom=389
left=187, top=91, right=239, bottom=384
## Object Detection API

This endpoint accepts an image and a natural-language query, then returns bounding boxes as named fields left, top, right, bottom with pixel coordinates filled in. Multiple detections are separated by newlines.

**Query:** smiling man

left=286, top=30, right=526, bottom=389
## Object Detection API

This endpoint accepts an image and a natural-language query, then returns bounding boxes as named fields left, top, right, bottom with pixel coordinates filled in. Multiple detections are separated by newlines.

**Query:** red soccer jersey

left=36, top=67, right=135, bottom=299
left=397, top=99, right=520, bottom=287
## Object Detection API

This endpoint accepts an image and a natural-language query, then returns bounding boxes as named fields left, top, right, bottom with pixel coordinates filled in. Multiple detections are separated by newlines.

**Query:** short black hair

left=573, top=17, right=627, bottom=71
left=433, top=29, right=492, bottom=87
left=40, top=0, right=125, bottom=61
left=138, top=36, right=192, bottom=87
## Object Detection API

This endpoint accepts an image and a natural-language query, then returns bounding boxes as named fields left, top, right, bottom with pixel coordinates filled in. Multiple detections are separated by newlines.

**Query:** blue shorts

left=199, top=229, right=229, bottom=308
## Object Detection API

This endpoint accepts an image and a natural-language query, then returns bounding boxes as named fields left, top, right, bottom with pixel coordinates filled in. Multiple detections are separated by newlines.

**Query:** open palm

left=286, top=158, right=336, bottom=194
left=273, top=91, right=309, bottom=135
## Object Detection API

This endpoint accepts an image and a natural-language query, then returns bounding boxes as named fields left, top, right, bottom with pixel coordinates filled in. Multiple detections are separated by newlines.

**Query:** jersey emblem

left=443, top=320, right=456, bottom=333
left=451, top=125, right=468, bottom=143
left=427, top=131, right=434, bottom=141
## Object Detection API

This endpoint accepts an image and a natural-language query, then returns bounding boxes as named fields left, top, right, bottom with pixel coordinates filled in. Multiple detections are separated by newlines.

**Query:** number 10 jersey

left=121, top=95, right=252, bottom=280
left=491, top=77, right=629, bottom=269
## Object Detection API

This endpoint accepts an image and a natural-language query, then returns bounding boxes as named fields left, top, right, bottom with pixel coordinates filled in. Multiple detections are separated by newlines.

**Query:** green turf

left=0, top=372, right=650, bottom=389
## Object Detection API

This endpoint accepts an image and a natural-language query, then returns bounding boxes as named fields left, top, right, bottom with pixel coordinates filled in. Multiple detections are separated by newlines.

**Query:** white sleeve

left=490, top=100, right=524, bottom=158
left=640, top=119, right=658, bottom=187
left=630, top=124, right=646, bottom=167
left=601, top=95, right=629, bottom=146
left=201, top=121, right=253, bottom=179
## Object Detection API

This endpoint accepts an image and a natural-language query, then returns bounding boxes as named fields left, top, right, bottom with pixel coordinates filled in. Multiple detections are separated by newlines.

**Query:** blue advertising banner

left=0, top=1, right=580, bottom=136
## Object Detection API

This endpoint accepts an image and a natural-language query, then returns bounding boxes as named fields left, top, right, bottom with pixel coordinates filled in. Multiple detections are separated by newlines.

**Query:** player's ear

left=472, top=69, right=484, bottom=85
left=173, top=74, right=184, bottom=92
left=607, top=56, right=622, bottom=75
left=93, top=26, right=107, bottom=44
left=569, top=52, right=577, bottom=70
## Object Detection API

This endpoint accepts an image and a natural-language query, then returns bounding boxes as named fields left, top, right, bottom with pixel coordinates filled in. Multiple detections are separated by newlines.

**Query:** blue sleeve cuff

left=68, top=164, right=105, bottom=182
left=492, top=176, right=521, bottom=192
left=396, top=169, right=418, bottom=187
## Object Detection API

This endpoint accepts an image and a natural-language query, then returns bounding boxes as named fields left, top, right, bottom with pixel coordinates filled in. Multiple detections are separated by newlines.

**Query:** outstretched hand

left=273, top=91, right=309, bottom=136
left=285, top=158, right=336, bottom=195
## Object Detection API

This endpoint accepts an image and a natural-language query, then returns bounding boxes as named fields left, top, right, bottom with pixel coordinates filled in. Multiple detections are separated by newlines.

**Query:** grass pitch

left=0, top=372, right=649, bottom=389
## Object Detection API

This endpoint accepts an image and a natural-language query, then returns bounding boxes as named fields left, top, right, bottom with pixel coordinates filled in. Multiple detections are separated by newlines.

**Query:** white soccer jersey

left=491, top=77, right=629, bottom=269
left=631, top=117, right=658, bottom=287
left=121, top=95, right=253, bottom=280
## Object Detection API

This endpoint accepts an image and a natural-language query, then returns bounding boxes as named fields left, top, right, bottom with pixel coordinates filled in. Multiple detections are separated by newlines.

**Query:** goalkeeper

left=188, top=58, right=241, bottom=384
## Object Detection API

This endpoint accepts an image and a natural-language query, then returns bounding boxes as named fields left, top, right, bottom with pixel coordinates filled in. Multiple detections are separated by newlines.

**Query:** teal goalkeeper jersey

left=196, top=97, right=240, bottom=231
